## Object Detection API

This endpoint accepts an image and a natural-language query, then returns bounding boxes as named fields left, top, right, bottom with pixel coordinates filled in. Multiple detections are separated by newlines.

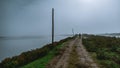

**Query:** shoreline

left=0, top=35, right=71, bottom=62
left=0, top=36, right=75, bottom=68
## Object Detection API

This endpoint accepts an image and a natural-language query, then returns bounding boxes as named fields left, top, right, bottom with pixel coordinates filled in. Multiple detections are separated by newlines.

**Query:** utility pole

left=81, top=33, right=82, bottom=44
left=52, top=8, right=54, bottom=45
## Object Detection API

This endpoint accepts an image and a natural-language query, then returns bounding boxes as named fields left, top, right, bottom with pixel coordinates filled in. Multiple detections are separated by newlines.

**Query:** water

left=0, top=35, right=71, bottom=62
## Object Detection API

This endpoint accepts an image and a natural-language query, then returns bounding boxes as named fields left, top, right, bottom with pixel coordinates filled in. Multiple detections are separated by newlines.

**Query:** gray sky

left=0, top=0, right=120, bottom=36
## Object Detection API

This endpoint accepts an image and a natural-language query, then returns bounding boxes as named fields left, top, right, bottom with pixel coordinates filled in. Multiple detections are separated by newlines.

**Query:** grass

left=21, top=43, right=65, bottom=68
left=99, top=60, right=120, bottom=68
left=68, top=45, right=79, bottom=68
left=83, top=35, right=120, bottom=68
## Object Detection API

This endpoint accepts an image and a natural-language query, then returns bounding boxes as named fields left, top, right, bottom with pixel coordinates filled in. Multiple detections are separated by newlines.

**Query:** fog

left=0, top=0, right=120, bottom=36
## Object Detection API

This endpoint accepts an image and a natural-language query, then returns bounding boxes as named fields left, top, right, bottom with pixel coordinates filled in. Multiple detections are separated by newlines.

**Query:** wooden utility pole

left=52, top=8, right=54, bottom=45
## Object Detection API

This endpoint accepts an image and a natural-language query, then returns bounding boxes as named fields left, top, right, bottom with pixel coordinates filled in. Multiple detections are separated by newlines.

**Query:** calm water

left=0, top=35, right=70, bottom=61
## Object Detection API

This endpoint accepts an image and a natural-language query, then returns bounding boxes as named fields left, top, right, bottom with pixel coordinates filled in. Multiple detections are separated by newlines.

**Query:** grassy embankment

left=21, top=42, right=65, bottom=68
left=83, top=35, right=120, bottom=68
left=68, top=45, right=79, bottom=68
left=0, top=36, right=74, bottom=68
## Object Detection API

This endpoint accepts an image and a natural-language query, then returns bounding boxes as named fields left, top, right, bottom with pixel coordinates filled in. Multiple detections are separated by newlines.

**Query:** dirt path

left=46, top=38, right=77, bottom=68
left=53, top=38, right=78, bottom=68
left=47, top=37, right=99, bottom=68
left=76, top=38, right=99, bottom=68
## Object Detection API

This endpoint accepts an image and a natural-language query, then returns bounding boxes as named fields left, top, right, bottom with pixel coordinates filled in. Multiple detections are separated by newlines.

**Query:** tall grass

left=83, top=35, right=120, bottom=68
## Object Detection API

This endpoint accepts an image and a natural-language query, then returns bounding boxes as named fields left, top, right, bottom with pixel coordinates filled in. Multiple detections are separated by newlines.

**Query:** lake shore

left=0, top=36, right=75, bottom=68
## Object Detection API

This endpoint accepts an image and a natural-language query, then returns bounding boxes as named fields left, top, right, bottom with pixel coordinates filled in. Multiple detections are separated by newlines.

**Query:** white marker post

left=72, top=28, right=74, bottom=36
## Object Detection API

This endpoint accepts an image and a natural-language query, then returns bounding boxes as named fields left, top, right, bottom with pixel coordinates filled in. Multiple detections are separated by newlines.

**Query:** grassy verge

left=83, top=35, right=120, bottom=68
left=0, top=36, right=75, bottom=68
left=68, top=45, right=79, bottom=68
left=21, top=43, right=65, bottom=68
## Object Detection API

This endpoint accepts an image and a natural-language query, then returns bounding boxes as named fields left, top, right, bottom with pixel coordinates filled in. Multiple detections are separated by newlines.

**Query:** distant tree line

left=0, top=36, right=76, bottom=68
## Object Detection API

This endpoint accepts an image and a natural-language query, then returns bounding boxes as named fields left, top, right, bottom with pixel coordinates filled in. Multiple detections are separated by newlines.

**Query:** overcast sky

left=0, top=0, right=120, bottom=36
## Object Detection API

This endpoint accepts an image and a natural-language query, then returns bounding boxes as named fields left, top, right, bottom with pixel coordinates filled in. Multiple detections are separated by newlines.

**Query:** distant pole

left=72, top=28, right=74, bottom=36
left=52, top=8, right=54, bottom=45
left=81, top=33, right=82, bottom=43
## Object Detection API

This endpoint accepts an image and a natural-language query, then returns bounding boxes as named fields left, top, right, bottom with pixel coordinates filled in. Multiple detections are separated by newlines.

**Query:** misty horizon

left=0, top=0, right=120, bottom=36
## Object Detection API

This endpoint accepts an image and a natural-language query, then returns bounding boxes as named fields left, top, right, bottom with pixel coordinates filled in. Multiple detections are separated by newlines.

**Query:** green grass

left=99, top=60, right=120, bottom=68
left=21, top=43, right=65, bottom=68
left=68, top=45, right=82, bottom=68
left=83, top=35, right=120, bottom=68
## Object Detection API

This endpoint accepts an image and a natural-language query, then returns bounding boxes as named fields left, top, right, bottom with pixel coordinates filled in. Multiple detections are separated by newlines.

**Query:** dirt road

left=47, top=36, right=99, bottom=68
left=76, top=38, right=99, bottom=68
